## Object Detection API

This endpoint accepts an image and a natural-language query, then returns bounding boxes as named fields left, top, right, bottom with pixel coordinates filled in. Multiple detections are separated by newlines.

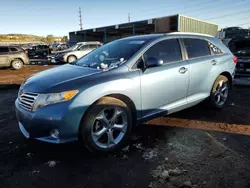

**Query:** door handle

left=179, top=67, right=188, bottom=74
left=211, top=60, right=217, bottom=65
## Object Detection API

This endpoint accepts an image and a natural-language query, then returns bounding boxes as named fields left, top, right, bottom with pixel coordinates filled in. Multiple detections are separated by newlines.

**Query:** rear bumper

left=23, top=57, right=30, bottom=65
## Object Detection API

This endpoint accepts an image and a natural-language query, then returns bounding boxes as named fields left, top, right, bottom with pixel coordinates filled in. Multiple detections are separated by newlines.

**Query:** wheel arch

left=12, top=58, right=24, bottom=64
left=105, top=94, right=137, bottom=126
left=67, top=54, right=77, bottom=61
left=220, top=71, right=232, bottom=87
left=78, top=93, right=137, bottom=132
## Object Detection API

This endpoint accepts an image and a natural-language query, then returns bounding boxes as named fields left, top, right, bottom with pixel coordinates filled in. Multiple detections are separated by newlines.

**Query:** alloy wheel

left=68, top=56, right=76, bottom=63
left=12, top=60, right=22, bottom=69
left=214, top=80, right=228, bottom=106
left=91, top=107, right=128, bottom=149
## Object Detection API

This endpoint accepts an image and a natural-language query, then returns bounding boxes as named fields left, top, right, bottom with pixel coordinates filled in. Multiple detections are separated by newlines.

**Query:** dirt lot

left=0, top=66, right=250, bottom=188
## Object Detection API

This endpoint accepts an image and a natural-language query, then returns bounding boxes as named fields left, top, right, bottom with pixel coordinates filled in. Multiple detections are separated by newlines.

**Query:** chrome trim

left=18, top=92, right=39, bottom=111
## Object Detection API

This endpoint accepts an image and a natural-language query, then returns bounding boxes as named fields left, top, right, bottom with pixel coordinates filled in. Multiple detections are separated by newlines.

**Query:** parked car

left=27, top=44, right=51, bottom=57
left=50, top=41, right=102, bottom=63
left=227, top=35, right=250, bottom=84
left=0, top=46, right=29, bottom=69
left=56, top=43, right=69, bottom=51
left=16, top=33, right=236, bottom=152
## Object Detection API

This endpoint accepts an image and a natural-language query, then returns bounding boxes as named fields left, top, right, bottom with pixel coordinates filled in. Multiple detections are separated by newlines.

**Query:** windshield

left=68, top=43, right=81, bottom=51
left=74, top=39, right=147, bottom=69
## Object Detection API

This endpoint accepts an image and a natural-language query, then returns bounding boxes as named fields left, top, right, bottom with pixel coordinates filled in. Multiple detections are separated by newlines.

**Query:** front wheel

left=79, top=97, right=132, bottom=153
left=67, top=55, right=77, bottom=63
left=209, top=75, right=231, bottom=109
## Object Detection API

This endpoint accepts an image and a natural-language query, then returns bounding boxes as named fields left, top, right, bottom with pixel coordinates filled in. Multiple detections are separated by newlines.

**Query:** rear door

left=0, top=47, right=10, bottom=66
left=182, top=38, right=216, bottom=102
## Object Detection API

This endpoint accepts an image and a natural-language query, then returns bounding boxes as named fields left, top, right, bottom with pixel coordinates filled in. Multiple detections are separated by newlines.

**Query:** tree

left=62, top=36, right=68, bottom=42
left=46, top=35, right=55, bottom=43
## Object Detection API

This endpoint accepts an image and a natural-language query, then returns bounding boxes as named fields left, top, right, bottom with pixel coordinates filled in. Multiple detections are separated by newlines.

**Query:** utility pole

left=79, top=7, right=83, bottom=30
left=128, top=13, right=130, bottom=23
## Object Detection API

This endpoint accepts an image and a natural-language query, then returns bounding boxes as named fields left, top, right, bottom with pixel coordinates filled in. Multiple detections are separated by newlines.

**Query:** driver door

left=77, top=45, right=92, bottom=58
left=140, top=39, right=189, bottom=117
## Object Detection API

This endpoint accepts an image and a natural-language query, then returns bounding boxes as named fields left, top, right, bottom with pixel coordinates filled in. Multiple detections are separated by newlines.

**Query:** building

left=69, top=14, right=218, bottom=44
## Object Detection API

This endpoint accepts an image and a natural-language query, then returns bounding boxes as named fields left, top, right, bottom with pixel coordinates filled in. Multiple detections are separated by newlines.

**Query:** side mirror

left=146, top=57, right=164, bottom=68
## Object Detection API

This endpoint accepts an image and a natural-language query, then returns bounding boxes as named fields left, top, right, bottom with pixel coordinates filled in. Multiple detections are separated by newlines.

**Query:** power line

left=205, top=9, right=250, bottom=21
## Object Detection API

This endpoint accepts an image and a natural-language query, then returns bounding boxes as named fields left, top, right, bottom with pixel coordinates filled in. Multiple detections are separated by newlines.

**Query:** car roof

left=119, top=32, right=214, bottom=42
left=77, top=41, right=102, bottom=45
left=0, top=45, right=21, bottom=48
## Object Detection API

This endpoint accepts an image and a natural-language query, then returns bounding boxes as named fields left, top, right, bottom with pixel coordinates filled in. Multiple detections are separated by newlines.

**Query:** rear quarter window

left=183, top=38, right=211, bottom=59
left=208, top=42, right=223, bottom=55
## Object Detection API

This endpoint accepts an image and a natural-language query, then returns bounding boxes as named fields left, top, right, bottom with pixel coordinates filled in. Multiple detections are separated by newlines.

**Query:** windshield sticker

left=129, top=41, right=145, bottom=44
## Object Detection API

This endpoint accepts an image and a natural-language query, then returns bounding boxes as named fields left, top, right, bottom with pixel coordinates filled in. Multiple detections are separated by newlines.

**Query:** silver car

left=52, top=41, right=102, bottom=63
left=16, top=33, right=236, bottom=153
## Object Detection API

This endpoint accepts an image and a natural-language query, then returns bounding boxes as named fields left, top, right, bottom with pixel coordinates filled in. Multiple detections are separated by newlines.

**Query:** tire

left=67, top=55, right=77, bottom=63
left=79, top=97, right=133, bottom=153
left=11, top=59, right=23, bottom=70
left=209, top=75, right=231, bottom=109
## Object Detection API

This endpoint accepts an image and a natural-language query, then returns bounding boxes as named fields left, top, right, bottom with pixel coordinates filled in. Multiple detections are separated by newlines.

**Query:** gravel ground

left=0, top=66, right=250, bottom=188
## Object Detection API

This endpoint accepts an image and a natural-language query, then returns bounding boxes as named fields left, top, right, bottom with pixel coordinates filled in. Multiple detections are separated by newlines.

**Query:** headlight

left=32, top=90, right=78, bottom=111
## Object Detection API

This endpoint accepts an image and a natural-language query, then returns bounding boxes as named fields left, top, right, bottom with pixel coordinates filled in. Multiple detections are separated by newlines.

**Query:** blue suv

left=15, top=33, right=237, bottom=152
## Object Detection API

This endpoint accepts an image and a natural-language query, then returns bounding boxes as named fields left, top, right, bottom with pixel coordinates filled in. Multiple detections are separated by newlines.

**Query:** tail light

left=233, top=56, right=237, bottom=64
left=23, top=50, right=28, bottom=54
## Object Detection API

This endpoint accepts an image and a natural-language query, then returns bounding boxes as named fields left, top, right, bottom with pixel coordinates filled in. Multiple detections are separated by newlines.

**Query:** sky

left=0, top=0, right=249, bottom=37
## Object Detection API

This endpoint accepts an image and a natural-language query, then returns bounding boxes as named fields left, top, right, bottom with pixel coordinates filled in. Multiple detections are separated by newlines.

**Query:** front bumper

left=15, top=99, right=85, bottom=143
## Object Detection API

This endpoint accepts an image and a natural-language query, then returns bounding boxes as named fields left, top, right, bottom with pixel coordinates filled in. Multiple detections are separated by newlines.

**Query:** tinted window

left=78, top=45, right=90, bottom=51
left=208, top=42, right=223, bottom=55
left=10, top=48, right=18, bottom=52
left=144, top=39, right=182, bottom=63
left=183, top=39, right=211, bottom=58
left=89, top=44, right=97, bottom=50
left=0, top=47, right=9, bottom=53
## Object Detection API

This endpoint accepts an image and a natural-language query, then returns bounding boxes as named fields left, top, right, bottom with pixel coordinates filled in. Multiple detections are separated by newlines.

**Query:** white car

left=52, top=41, right=102, bottom=63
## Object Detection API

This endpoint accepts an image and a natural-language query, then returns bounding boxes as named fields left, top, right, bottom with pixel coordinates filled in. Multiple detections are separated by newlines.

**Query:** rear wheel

left=11, top=59, right=23, bottom=70
left=67, top=55, right=77, bottom=63
left=79, top=97, right=132, bottom=153
left=209, top=75, right=231, bottom=109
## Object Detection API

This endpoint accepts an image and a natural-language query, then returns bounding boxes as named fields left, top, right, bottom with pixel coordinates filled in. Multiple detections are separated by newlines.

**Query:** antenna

left=79, top=7, right=83, bottom=30
left=128, top=13, right=131, bottom=23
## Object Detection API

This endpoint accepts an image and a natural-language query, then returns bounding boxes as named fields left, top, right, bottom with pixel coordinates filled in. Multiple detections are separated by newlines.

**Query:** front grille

left=19, top=92, right=39, bottom=111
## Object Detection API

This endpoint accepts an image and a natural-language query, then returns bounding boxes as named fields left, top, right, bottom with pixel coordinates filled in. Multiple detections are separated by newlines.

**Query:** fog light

left=50, top=129, right=59, bottom=138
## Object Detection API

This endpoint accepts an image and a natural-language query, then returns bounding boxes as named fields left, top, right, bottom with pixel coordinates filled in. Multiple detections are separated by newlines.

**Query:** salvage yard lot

left=0, top=66, right=250, bottom=188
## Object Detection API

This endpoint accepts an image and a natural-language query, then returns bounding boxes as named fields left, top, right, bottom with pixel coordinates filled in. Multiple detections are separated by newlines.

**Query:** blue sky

left=0, top=0, right=249, bottom=36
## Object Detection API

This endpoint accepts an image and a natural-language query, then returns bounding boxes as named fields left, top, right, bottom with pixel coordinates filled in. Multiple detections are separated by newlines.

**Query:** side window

left=89, top=44, right=97, bottom=50
left=144, top=39, right=182, bottom=64
left=78, top=45, right=90, bottom=51
left=183, top=39, right=211, bottom=59
left=0, top=47, right=9, bottom=53
left=10, top=48, right=18, bottom=52
left=208, top=42, right=223, bottom=55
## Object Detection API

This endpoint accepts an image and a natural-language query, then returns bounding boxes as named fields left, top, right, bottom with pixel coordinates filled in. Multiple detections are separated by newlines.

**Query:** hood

left=22, top=64, right=101, bottom=93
